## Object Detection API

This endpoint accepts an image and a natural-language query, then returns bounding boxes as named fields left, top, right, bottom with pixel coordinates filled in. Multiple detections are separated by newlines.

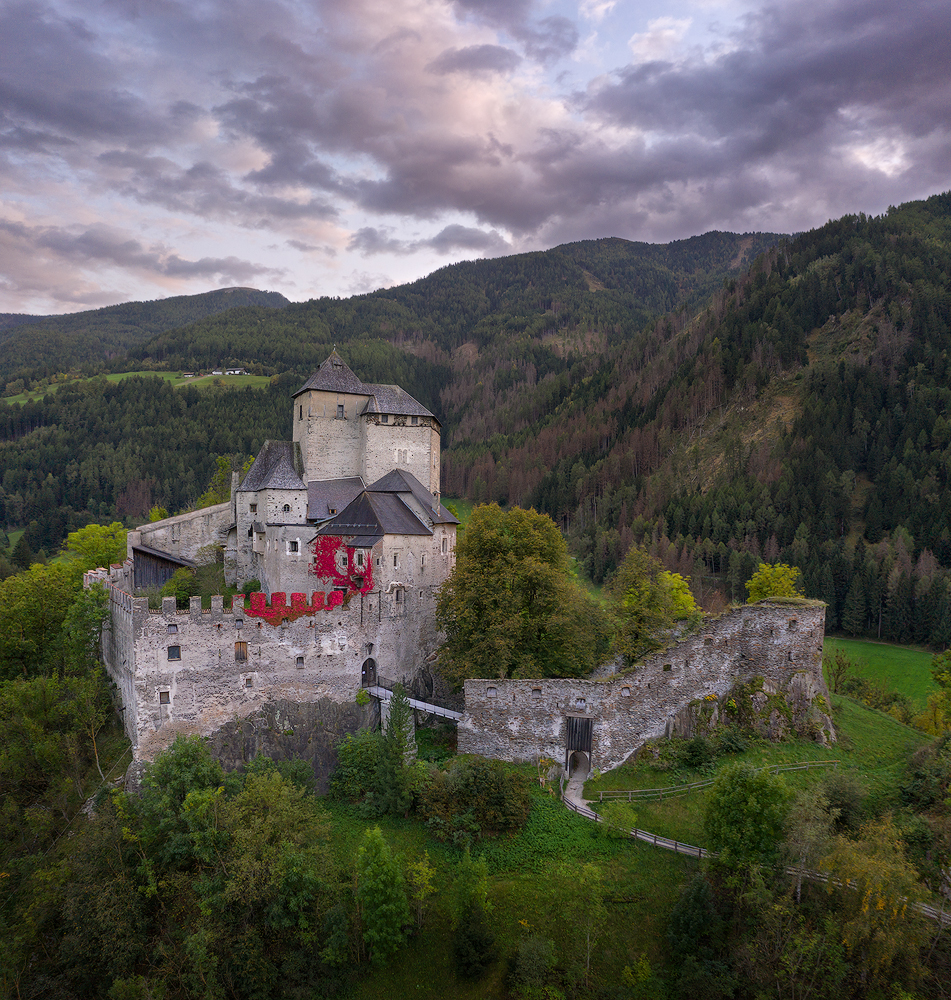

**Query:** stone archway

left=568, top=750, right=590, bottom=777
left=361, top=658, right=378, bottom=687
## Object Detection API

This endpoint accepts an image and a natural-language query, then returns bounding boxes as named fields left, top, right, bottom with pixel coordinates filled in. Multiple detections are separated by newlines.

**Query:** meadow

left=823, top=636, right=937, bottom=709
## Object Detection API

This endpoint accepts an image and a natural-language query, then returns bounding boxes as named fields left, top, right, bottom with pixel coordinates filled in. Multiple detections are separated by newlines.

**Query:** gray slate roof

left=307, top=477, right=365, bottom=521
left=239, top=441, right=306, bottom=492
left=367, top=469, right=459, bottom=524
left=294, top=351, right=436, bottom=421
left=316, top=491, right=431, bottom=539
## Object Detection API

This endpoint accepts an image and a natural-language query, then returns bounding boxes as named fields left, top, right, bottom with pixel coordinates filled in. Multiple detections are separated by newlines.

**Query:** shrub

left=419, top=756, right=531, bottom=841
left=329, top=729, right=383, bottom=801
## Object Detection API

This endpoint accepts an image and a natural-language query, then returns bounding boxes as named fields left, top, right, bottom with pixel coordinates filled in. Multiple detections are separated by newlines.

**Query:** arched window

left=283, top=503, right=291, bottom=513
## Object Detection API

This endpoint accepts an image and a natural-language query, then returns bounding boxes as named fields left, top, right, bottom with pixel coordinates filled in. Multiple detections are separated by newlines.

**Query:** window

left=167, top=646, right=181, bottom=660
left=159, top=691, right=170, bottom=705
left=395, top=588, right=403, bottom=604
left=532, top=687, right=542, bottom=699
left=420, top=553, right=426, bottom=569
left=235, top=618, right=243, bottom=628
left=235, top=641, right=248, bottom=662
left=245, top=676, right=253, bottom=688
left=296, top=656, right=304, bottom=668
left=441, top=537, right=448, bottom=554
left=283, top=503, right=291, bottom=513
left=328, top=507, right=337, bottom=515
left=576, top=697, right=586, bottom=708
left=663, top=663, right=672, bottom=671
left=487, top=686, right=497, bottom=699
left=411, top=415, right=418, bottom=425
left=357, top=551, right=364, bottom=566
left=289, top=540, right=299, bottom=553
left=167, top=623, right=178, bottom=634
left=299, top=405, right=303, bottom=420
left=250, top=503, right=257, bottom=513
left=381, top=414, right=388, bottom=424
left=788, top=619, right=798, bottom=631
left=393, top=553, right=398, bottom=567
left=337, top=403, right=344, bottom=418
left=621, top=686, right=631, bottom=698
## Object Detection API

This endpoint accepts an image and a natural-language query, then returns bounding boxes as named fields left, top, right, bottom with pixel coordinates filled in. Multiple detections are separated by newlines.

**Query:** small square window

left=250, top=503, right=257, bottom=513
left=235, top=618, right=243, bottom=628
left=167, top=645, right=181, bottom=660
left=245, top=676, right=253, bottom=688
left=663, top=663, right=672, bottom=672
left=576, top=697, right=586, bottom=708
left=235, top=641, right=248, bottom=662
left=296, top=655, right=304, bottom=668
left=621, top=686, right=631, bottom=697
left=167, top=623, right=178, bottom=634
left=487, top=686, right=497, bottom=699
left=328, top=507, right=337, bottom=515
left=289, top=540, right=299, bottom=553
left=532, top=687, right=542, bottom=699
left=159, top=691, right=170, bottom=705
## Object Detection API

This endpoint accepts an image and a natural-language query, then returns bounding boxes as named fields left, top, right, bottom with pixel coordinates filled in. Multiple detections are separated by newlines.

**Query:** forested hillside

left=0, top=286, right=290, bottom=387
left=2, top=198, right=951, bottom=646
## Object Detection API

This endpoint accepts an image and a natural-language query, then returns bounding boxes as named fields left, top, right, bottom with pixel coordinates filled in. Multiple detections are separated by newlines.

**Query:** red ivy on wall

left=235, top=536, right=374, bottom=625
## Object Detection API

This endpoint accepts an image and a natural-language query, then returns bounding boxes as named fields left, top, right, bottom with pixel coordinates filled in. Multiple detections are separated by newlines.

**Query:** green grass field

left=2, top=370, right=271, bottom=404
left=823, top=636, right=937, bottom=709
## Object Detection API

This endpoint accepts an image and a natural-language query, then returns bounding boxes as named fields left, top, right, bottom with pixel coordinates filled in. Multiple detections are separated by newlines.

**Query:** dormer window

left=328, top=507, right=337, bottom=515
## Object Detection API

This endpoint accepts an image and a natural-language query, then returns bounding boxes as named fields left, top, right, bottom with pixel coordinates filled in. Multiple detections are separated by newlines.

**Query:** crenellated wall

left=96, top=574, right=442, bottom=761
left=458, top=600, right=832, bottom=772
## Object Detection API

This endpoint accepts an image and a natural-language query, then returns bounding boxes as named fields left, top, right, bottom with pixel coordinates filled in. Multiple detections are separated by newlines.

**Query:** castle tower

left=292, top=351, right=441, bottom=499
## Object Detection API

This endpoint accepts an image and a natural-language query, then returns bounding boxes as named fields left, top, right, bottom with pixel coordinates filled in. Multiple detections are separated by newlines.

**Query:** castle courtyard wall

left=458, top=601, right=829, bottom=772
left=128, top=501, right=234, bottom=565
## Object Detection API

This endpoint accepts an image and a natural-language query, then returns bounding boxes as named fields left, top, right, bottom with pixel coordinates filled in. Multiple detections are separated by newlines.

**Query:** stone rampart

left=458, top=600, right=831, bottom=772
left=127, top=501, right=233, bottom=564
left=96, top=567, right=441, bottom=761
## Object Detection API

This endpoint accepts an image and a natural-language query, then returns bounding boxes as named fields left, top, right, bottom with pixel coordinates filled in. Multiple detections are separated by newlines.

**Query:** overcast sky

left=2, top=0, right=949, bottom=314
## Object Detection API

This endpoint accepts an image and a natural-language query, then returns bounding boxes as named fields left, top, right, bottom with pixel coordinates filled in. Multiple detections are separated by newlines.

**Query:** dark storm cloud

left=426, top=44, right=522, bottom=76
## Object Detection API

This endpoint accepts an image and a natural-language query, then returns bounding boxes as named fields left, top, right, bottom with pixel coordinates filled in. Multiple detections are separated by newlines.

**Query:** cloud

left=0, top=217, right=284, bottom=309
left=349, top=223, right=510, bottom=256
left=427, top=44, right=522, bottom=76
left=2, top=0, right=950, bottom=312
left=628, top=17, right=692, bottom=63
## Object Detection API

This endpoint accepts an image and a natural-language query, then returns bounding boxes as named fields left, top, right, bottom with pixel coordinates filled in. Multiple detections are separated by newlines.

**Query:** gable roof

left=307, top=477, right=365, bottom=521
left=238, top=441, right=306, bottom=491
left=366, top=469, right=459, bottom=525
left=316, top=490, right=431, bottom=540
left=294, top=351, right=436, bottom=422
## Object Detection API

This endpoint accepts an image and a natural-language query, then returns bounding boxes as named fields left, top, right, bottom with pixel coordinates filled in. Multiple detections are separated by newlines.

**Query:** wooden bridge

left=366, top=684, right=463, bottom=721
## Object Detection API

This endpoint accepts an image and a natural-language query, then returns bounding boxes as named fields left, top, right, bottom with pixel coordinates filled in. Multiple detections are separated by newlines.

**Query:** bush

left=329, top=729, right=383, bottom=801
left=419, top=756, right=531, bottom=841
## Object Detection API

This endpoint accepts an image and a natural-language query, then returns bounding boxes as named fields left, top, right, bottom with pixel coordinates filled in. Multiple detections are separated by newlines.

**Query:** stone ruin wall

left=458, top=600, right=831, bottom=772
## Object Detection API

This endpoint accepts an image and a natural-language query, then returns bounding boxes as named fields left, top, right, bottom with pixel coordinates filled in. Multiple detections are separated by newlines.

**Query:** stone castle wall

left=458, top=600, right=831, bottom=772
left=127, top=501, right=234, bottom=564
left=97, top=575, right=442, bottom=762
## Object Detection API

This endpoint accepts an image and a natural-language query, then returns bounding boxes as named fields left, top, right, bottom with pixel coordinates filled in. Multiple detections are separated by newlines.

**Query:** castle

left=93, top=353, right=459, bottom=759
left=90, top=352, right=833, bottom=778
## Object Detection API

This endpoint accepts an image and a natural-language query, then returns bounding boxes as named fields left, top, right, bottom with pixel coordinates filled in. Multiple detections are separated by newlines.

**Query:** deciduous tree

left=746, top=562, right=805, bottom=602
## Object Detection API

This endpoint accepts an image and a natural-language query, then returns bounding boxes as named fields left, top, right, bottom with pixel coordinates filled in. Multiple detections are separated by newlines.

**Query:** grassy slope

left=1, top=370, right=271, bottom=404
left=328, top=690, right=930, bottom=998
left=824, top=636, right=937, bottom=709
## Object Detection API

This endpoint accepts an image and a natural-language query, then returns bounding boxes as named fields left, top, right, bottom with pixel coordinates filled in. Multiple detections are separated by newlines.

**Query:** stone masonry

left=458, top=599, right=832, bottom=773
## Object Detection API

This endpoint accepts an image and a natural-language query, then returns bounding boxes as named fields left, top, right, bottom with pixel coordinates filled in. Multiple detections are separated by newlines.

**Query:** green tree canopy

left=704, top=763, right=791, bottom=868
left=66, top=521, right=128, bottom=573
left=608, top=545, right=701, bottom=663
left=436, top=504, right=610, bottom=685
left=746, top=562, right=805, bottom=602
